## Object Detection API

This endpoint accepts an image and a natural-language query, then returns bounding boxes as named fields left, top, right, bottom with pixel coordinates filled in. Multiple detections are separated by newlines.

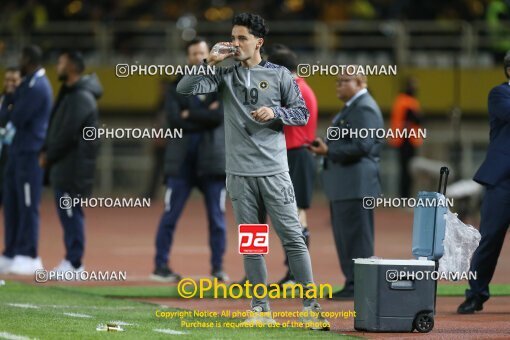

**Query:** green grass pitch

left=0, top=281, right=358, bottom=339
left=2, top=281, right=509, bottom=339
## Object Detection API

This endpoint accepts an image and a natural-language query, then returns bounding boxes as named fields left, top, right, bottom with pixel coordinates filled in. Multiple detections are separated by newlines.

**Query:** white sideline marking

left=63, top=312, right=92, bottom=318
left=7, top=303, right=39, bottom=309
left=47, top=305, right=136, bottom=310
left=153, top=329, right=188, bottom=335
left=0, top=331, right=31, bottom=340
left=3, top=303, right=135, bottom=310
left=109, top=321, right=134, bottom=326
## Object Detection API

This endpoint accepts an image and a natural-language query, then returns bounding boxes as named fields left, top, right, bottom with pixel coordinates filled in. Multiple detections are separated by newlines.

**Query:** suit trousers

left=330, top=199, right=374, bottom=290
left=467, top=184, right=510, bottom=301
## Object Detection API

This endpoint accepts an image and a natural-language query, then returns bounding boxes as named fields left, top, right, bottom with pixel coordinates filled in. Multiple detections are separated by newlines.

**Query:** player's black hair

left=504, top=52, right=510, bottom=79
left=5, top=66, right=20, bottom=73
left=267, top=44, right=298, bottom=72
left=232, top=13, right=269, bottom=38
left=185, top=37, right=209, bottom=54
left=22, top=45, right=43, bottom=66
left=60, top=50, right=85, bottom=74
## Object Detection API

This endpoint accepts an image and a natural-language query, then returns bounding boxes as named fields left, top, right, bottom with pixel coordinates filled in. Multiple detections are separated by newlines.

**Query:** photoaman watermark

left=177, top=278, right=332, bottom=299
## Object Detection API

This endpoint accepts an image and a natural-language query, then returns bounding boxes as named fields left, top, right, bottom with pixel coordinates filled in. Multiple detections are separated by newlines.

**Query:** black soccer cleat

left=150, top=266, right=182, bottom=283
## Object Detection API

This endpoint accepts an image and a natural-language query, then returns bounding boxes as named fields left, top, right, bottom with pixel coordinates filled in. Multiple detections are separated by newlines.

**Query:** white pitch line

left=6, top=303, right=39, bottom=309
left=122, top=274, right=208, bottom=281
left=108, top=321, right=135, bottom=326
left=49, top=305, right=136, bottom=310
left=0, top=331, right=31, bottom=340
left=3, top=303, right=136, bottom=310
left=153, top=329, right=188, bottom=335
left=63, top=312, right=93, bottom=318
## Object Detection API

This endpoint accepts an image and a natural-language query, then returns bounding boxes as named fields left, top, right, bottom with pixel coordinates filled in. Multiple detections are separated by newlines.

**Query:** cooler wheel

left=413, top=312, right=434, bottom=333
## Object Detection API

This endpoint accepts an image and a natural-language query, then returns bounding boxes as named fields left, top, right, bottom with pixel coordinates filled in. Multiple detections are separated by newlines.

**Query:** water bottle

left=211, top=43, right=238, bottom=56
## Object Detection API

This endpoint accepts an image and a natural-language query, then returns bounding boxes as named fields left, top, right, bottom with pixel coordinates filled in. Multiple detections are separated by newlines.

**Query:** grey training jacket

left=176, top=60, right=309, bottom=176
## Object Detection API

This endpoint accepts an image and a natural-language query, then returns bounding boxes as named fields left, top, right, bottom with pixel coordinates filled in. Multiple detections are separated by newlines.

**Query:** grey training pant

left=226, top=172, right=317, bottom=311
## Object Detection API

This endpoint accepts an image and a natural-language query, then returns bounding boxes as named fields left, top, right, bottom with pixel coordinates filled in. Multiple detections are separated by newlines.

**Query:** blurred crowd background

left=1, top=0, right=509, bottom=63
left=1, top=0, right=509, bottom=208
left=0, top=0, right=499, bottom=25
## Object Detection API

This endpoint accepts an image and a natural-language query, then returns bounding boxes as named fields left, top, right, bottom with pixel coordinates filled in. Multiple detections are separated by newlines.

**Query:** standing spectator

left=0, top=67, right=21, bottom=273
left=388, top=76, right=423, bottom=198
left=486, top=0, right=510, bottom=61
left=39, top=50, right=102, bottom=274
left=0, top=45, right=52, bottom=275
left=309, top=72, right=383, bottom=300
left=0, top=67, right=21, bottom=208
left=458, top=53, right=510, bottom=314
left=152, top=37, right=228, bottom=282
left=267, top=45, right=318, bottom=286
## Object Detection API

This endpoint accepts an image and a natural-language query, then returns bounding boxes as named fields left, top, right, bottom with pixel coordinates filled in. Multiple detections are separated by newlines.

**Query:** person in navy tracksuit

left=458, top=53, right=510, bottom=314
left=0, top=45, right=52, bottom=275
left=152, top=38, right=227, bottom=282
left=0, top=67, right=22, bottom=208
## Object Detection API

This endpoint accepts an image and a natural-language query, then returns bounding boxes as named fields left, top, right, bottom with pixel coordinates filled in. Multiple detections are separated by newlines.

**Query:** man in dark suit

left=458, top=53, right=510, bottom=314
left=309, top=72, right=383, bottom=300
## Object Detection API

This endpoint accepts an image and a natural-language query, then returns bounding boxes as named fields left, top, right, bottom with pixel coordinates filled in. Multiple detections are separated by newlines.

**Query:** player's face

left=336, top=75, right=363, bottom=102
left=57, top=54, right=70, bottom=81
left=3, top=70, right=21, bottom=94
left=187, top=41, right=209, bottom=66
left=406, top=77, right=418, bottom=96
left=231, top=25, right=263, bottom=61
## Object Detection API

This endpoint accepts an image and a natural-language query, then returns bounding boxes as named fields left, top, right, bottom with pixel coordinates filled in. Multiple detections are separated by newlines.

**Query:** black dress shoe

left=329, top=289, right=354, bottom=300
left=457, top=297, right=485, bottom=314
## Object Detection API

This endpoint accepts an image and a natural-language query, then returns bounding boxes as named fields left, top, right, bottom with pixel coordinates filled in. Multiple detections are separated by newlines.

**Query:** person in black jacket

left=40, top=50, right=102, bottom=274
left=152, top=37, right=227, bottom=282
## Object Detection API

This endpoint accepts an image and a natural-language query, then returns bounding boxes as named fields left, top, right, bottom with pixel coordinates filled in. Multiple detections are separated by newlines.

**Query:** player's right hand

left=208, top=101, right=220, bottom=110
left=180, top=109, right=190, bottom=119
left=307, top=137, right=328, bottom=155
left=207, top=42, right=236, bottom=65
